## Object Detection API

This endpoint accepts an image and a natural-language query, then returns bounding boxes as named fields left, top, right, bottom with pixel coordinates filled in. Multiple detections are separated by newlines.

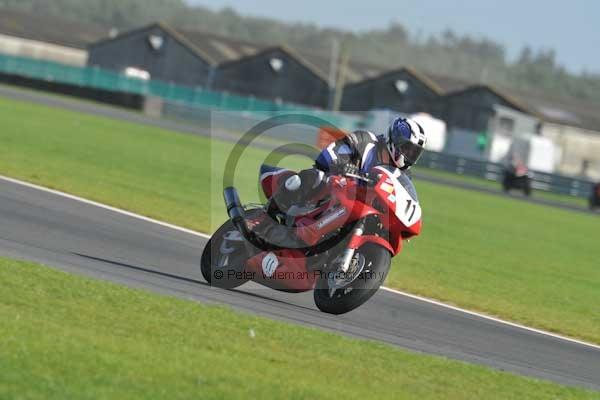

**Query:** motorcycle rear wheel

left=314, top=243, right=391, bottom=315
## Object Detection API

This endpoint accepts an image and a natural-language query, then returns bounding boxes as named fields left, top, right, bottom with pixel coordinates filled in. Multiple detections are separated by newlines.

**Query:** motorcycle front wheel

left=313, top=243, right=391, bottom=315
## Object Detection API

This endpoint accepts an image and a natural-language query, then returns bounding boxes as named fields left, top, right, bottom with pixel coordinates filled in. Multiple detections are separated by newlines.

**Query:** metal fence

left=161, top=100, right=365, bottom=144
left=421, top=151, right=594, bottom=198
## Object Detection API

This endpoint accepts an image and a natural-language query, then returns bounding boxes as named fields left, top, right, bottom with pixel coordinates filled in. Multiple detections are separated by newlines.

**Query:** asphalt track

left=1, top=177, right=599, bottom=390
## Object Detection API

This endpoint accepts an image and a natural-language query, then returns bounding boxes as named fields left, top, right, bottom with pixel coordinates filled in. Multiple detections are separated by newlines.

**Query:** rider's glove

left=341, top=163, right=359, bottom=176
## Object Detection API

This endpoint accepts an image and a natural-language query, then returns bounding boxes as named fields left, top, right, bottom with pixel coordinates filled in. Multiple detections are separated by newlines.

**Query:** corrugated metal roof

left=295, top=51, right=387, bottom=84
left=175, top=27, right=386, bottom=84
left=424, top=73, right=473, bottom=94
left=503, top=88, right=600, bottom=133
left=175, top=28, right=263, bottom=64
left=431, top=77, right=600, bottom=132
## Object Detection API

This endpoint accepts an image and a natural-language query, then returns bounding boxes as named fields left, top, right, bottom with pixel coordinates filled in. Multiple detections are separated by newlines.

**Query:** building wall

left=214, top=48, right=329, bottom=108
left=489, top=105, right=540, bottom=137
left=436, top=88, right=520, bottom=133
left=88, top=26, right=211, bottom=87
left=340, top=70, right=439, bottom=114
left=0, top=33, right=87, bottom=66
left=542, top=123, right=600, bottom=179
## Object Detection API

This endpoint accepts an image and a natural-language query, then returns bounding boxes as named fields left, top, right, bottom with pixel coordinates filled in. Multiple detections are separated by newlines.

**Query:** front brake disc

left=327, top=253, right=366, bottom=296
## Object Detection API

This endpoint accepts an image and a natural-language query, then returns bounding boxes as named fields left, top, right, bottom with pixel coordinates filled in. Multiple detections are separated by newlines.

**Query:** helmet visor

left=398, top=140, right=425, bottom=166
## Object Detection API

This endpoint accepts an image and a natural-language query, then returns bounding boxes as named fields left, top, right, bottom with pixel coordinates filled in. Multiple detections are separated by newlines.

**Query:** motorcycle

left=502, top=161, right=532, bottom=196
left=201, top=164, right=423, bottom=314
left=590, top=182, right=600, bottom=211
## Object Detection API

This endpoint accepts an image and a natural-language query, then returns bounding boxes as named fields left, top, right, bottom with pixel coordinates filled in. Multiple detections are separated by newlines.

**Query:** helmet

left=386, top=117, right=427, bottom=170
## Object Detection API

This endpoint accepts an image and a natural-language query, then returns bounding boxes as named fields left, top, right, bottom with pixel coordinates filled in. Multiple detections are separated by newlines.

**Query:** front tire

left=502, top=174, right=511, bottom=193
left=314, top=244, right=391, bottom=315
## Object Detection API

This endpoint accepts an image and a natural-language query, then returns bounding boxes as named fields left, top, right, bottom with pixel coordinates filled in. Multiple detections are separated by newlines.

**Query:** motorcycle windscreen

left=396, top=173, right=419, bottom=202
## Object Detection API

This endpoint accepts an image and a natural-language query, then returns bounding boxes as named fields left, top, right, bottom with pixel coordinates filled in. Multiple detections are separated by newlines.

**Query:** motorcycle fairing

left=259, top=165, right=295, bottom=199
left=373, top=166, right=422, bottom=249
left=246, top=249, right=316, bottom=292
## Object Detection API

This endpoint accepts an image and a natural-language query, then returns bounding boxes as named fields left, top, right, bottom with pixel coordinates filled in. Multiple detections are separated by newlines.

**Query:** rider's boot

left=246, top=211, right=307, bottom=250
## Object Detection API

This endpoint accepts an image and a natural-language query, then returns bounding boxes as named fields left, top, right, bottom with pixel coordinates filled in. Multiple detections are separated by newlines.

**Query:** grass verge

left=1, top=96, right=599, bottom=343
left=414, top=166, right=588, bottom=208
left=1, top=257, right=598, bottom=399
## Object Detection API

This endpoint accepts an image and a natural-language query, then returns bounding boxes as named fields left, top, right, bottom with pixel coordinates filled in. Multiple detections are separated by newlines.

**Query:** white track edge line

left=380, top=287, right=600, bottom=350
left=2, top=174, right=599, bottom=351
left=0, top=175, right=211, bottom=239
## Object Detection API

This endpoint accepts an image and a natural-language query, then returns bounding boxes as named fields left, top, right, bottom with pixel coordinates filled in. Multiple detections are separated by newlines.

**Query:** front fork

left=337, top=219, right=365, bottom=273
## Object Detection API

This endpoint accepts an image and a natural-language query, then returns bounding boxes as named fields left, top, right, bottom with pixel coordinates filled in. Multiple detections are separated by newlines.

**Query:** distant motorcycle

left=590, top=183, right=600, bottom=211
left=201, top=164, right=422, bottom=314
left=502, top=162, right=532, bottom=196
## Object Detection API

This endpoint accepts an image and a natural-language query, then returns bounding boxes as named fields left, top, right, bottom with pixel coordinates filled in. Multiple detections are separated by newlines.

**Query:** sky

left=186, top=0, right=599, bottom=74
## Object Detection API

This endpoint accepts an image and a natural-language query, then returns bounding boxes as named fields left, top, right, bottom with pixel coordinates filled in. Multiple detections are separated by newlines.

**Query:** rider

left=251, top=117, right=428, bottom=248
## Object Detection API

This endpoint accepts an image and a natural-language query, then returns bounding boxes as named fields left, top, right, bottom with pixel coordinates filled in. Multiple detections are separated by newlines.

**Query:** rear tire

left=314, top=244, right=391, bottom=315
left=524, top=179, right=532, bottom=197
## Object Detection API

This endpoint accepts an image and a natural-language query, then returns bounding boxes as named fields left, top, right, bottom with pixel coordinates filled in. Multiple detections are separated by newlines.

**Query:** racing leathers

left=251, top=130, right=389, bottom=249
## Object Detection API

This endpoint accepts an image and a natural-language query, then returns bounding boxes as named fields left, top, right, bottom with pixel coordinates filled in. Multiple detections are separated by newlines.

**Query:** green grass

left=1, top=96, right=599, bottom=344
left=1, top=257, right=598, bottom=399
left=414, top=166, right=589, bottom=208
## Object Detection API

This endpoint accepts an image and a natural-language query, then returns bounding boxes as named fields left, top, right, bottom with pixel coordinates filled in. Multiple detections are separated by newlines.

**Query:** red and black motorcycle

left=201, top=164, right=423, bottom=314
left=502, top=159, right=532, bottom=196
left=590, top=182, right=600, bottom=211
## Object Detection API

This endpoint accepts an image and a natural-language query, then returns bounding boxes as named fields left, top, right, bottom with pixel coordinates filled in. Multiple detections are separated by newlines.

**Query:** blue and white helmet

left=386, top=117, right=427, bottom=170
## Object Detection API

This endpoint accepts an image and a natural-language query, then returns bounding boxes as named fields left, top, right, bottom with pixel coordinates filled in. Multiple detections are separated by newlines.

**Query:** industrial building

left=88, top=22, right=384, bottom=108
left=87, top=23, right=252, bottom=87
left=340, top=67, right=443, bottom=114
left=508, top=90, right=600, bottom=178
left=340, top=68, right=600, bottom=178
left=213, top=45, right=329, bottom=107
left=433, top=85, right=533, bottom=132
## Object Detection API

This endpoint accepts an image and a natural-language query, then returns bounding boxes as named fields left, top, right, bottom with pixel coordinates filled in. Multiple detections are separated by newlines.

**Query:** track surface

left=1, top=178, right=599, bottom=390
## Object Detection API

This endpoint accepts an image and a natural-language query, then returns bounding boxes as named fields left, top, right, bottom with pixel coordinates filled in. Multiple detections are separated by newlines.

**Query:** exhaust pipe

left=223, top=187, right=245, bottom=227
left=223, top=187, right=272, bottom=250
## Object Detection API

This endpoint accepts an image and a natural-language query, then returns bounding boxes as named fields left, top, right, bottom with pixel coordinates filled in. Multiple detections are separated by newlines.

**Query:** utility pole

left=333, top=50, right=349, bottom=112
left=327, top=37, right=340, bottom=110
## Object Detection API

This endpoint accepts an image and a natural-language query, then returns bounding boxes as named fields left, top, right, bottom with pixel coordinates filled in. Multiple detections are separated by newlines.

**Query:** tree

left=518, top=46, right=533, bottom=65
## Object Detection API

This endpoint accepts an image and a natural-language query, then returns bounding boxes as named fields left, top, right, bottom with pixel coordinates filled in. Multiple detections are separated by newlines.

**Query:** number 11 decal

left=405, top=199, right=417, bottom=222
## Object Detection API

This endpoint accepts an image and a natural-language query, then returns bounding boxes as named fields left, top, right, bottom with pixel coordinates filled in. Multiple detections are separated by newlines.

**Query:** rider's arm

left=314, top=137, right=356, bottom=174
left=315, top=130, right=380, bottom=175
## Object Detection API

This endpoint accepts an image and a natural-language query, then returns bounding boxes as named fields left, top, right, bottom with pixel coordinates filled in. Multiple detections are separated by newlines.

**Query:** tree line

left=2, top=0, right=599, bottom=104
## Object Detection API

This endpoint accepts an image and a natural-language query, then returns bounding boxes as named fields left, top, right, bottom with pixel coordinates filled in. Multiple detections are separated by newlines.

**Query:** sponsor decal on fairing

left=262, top=252, right=279, bottom=278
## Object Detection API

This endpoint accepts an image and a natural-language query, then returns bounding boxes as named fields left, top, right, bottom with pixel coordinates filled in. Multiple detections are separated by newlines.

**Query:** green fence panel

left=0, top=53, right=361, bottom=129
